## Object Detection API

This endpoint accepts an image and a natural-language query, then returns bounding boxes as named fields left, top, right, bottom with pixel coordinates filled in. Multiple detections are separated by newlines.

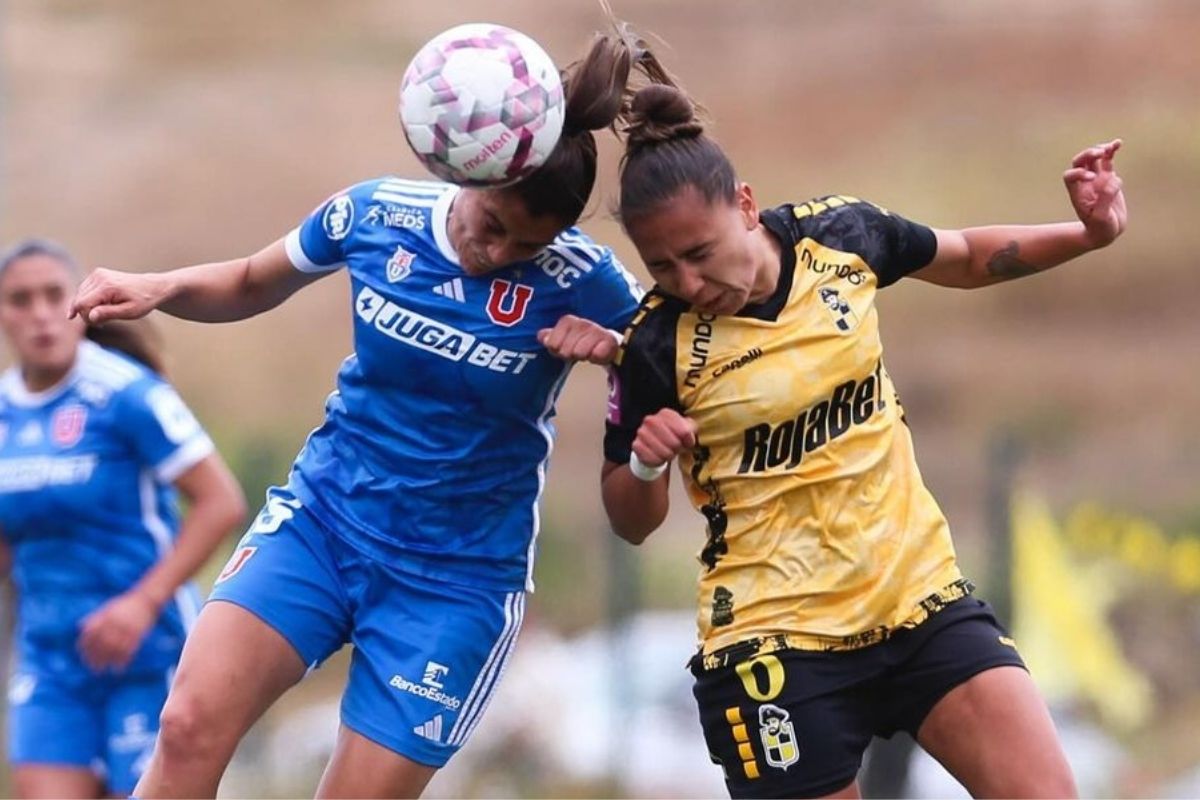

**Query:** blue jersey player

left=0, top=240, right=246, bottom=799
left=71, top=31, right=663, bottom=798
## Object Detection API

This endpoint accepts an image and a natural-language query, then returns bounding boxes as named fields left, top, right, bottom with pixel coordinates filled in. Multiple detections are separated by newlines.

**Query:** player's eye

left=482, top=213, right=505, bottom=237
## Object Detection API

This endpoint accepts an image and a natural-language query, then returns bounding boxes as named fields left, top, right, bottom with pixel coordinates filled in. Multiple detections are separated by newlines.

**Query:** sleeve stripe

left=154, top=435, right=215, bottom=483
left=284, top=228, right=342, bottom=273
left=547, top=244, right=596, bottom=275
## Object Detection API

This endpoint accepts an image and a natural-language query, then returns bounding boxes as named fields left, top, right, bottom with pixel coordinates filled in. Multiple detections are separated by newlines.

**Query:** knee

left=1007, top=758, right=1077, bottom=799
left=1036, top=765, right=1078, bottom=799
left=157, top=690, right=229, bottom=763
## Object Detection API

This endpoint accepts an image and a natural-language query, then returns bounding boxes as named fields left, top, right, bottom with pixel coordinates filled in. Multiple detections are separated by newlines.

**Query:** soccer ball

left=399, top=24, right=566, bottom=187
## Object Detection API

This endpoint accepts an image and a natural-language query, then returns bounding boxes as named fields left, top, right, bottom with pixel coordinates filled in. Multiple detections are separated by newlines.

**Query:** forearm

left=601, top=461, right=670, bottom=545
left=960, top=222, right=1096, bottom=287
left=135, top=485, right=246, bottom=609
left=159, top=251, right=301, bottom=322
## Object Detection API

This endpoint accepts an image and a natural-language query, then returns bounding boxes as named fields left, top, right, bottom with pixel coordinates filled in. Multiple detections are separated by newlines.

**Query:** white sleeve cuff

left=154, top=435, right=215, bottom=483
left=284, top=228, right=342, bottom=273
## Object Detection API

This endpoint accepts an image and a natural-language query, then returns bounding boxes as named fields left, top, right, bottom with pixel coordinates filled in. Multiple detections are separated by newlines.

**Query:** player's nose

left=675, top=265, right=706, bottom=302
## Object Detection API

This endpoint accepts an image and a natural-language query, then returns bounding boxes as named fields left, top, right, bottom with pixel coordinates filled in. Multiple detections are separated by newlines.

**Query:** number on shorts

left=735, top=654, right=785, bottom=702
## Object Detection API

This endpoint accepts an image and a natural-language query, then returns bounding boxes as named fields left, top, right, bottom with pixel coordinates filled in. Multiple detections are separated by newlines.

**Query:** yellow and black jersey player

left=607, top=194, right=969, bottom=658
left=601, top=83, right=1126, bottom=800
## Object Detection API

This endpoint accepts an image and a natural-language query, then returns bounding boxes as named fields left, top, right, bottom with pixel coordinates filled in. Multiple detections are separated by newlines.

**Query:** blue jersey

left=0, top=341, right=212, bottom=673
left=282, top=177, right=642, bottom=591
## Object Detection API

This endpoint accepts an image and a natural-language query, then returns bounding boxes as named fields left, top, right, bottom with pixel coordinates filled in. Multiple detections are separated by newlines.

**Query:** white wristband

left=629, top=452, right=669, bottom=482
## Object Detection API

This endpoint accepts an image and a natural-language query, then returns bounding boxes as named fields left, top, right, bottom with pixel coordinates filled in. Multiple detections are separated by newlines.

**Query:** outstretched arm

left=70, top=238, right=328, bottom=324
left=912, top=140, right=1127, bottom=289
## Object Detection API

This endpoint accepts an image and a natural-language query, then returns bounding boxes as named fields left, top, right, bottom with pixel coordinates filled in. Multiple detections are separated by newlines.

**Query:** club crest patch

left=51, top=404, right=88, bottom=447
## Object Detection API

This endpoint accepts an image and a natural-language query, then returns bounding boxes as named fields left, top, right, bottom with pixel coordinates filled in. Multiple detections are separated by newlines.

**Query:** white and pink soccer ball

left=399, top=24, right=566, bottom=187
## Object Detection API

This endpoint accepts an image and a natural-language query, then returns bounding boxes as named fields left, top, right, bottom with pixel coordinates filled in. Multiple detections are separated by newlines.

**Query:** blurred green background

left=2, top=0, right=1199, bottom=796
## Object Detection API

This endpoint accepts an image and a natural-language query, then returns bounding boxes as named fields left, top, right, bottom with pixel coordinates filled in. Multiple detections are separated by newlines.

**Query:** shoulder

left=74, top=341, right=158, bottom=404
left=311, top=176, right=453, bottom=236
left=327, top=176, right=454, bottom=205
left=765, top=196, right=933, bottom=272
left=356, top=176, right=455, bottom=210
left=617, top=289, right=685, bottom=365
left=763, top=196, right=889, bottom=243
left=533, top=228, right=614, bottom=281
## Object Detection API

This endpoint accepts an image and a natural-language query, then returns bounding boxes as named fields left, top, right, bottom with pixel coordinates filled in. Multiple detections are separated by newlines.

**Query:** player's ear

left=736, top=182, right=758, bottom=230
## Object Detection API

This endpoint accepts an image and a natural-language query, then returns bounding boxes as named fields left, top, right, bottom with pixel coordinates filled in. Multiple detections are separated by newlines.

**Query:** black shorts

left=689, top=597, right=1025, bottom=799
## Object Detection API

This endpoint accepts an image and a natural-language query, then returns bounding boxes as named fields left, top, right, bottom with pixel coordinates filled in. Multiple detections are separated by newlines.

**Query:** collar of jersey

left=0, top=341, right=91, bottom=408
left=731, top=208, right=797, bottom=322
left=431, top=184, right=461, bottom=266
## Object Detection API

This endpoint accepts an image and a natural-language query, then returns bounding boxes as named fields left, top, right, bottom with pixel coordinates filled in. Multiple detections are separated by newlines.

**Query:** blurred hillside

left=2, top=1, right=1199, bottom=794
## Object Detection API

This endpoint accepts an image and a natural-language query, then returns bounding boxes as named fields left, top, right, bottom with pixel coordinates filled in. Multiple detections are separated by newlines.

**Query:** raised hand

left=70, top=268, right=169, bottom=324
left=1063, top=139, right=1127, bottom=248
left=537, top=314, right=623, bottom=365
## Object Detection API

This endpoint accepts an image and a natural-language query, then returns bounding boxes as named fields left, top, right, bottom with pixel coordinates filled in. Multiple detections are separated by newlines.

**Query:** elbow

left=611, top=523, right=652, bottom=546
left=224, top=493, right=250, bottom=534
left=211, top=483, right=249, bottom=537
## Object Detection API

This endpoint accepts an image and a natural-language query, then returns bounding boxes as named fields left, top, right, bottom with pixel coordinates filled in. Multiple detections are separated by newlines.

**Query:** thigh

left=338, top=567, right=526, bottom=773
left=7, top=668, right=102, bottom=775
left=164, top=600, right=310, bottom=738
left=316, top=724, right=436, bottom=799
left=207, top=489, right=353, bottom=669
left=691, top=652, right=871, bottom=799
left=879, top=598, right=1027, bottom=737
left=893, top=603, right=1076, bottom=798
left=917, top=666, right=1075, bottom=798
left=101, top=672, right=171, bottom=795
left=10, top=765, right=102, bottom=799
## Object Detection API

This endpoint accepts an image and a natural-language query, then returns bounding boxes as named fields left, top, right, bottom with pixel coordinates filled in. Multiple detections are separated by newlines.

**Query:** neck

left=21, top=347, right=77, bottom=394
left=445, top=195, right=463, bottom=258
left=22, top=363, right=71, bottom=393
left=747, top=224, right=784, bottom=304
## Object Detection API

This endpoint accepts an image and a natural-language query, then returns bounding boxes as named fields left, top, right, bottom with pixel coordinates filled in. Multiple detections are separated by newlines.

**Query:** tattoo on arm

left=986, top=241, right=1040, bottom=282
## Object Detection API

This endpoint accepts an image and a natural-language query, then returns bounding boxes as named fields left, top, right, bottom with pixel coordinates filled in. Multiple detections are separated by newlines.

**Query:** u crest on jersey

left=51, top=404, right=88, bottom=448
left=387, top=246, right=416, bottom=283
left=485, top=279, right=534, bottom=327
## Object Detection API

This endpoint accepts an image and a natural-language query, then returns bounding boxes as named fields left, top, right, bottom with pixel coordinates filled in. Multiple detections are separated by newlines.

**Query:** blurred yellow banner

left=1011, top=492, right=1153, bottom=731
left=1064, top=503, right=1200, bottom=594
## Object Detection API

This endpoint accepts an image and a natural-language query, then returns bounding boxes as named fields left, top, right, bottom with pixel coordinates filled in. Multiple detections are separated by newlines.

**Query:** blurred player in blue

left=0, top=239, right=247, bottom=798
left=71, top=32, right=664, bottom=798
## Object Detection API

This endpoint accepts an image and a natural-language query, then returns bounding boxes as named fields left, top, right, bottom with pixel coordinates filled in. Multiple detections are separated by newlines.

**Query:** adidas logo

left=433, top=278, right=465, bottom=302
left=413, top=714, right=443, bottom=742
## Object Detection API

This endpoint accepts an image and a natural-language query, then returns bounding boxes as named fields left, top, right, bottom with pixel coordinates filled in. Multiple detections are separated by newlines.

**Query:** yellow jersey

left=605, top=196, right=969, bottom=657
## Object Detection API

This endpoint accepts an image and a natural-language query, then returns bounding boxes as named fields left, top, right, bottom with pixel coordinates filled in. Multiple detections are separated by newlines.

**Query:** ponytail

left=85, top=318, right=167, bottom=376
left=615, top=80, right=737, bottom=227
left=504, top=24, right=676, bottom=225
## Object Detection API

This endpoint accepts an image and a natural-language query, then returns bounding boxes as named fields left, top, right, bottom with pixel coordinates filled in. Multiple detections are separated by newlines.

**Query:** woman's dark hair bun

left=623, top=84, right=703, bottom=149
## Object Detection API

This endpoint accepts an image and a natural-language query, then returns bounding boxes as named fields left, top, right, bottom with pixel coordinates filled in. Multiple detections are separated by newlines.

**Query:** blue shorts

left=7, top=663, right=169, bottom=794
left=208, top=488, right=526, bottom=767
